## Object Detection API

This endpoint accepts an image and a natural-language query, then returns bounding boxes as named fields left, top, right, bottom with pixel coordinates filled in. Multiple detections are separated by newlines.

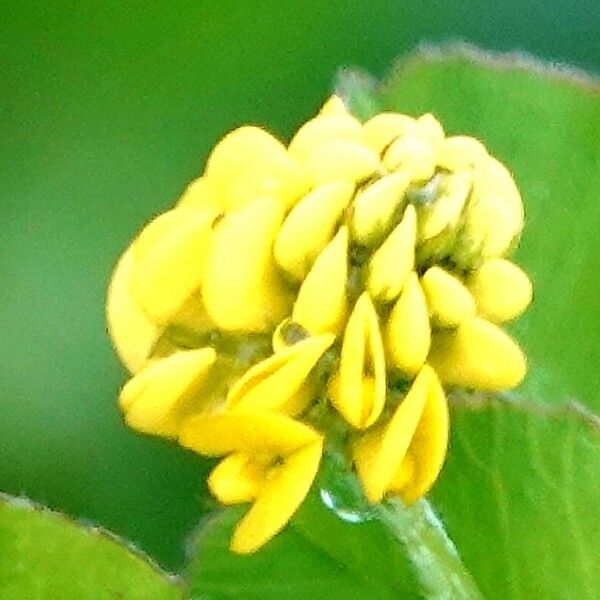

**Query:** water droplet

left=320, top=488, right=371, bottom=524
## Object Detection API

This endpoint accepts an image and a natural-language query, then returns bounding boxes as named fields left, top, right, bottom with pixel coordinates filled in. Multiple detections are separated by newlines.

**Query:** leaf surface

left=0, top=494, right=181, bottom=600
left=432, top=396, right=600, bottom=599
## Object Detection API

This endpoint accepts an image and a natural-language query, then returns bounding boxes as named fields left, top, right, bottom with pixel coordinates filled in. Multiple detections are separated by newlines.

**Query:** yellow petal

left=388, top=455, right=415, bottom=492
left=226, top=334, right=335, bottom=414
left=288, top=115, right=363, bottom=163
left=451, top=156, right=524, bottom=268
left=421, top=266, right=476, bottom=328
left=231, top=439, right=323, bottom=554
left=362, top=113, right=417, bottom=154
left=179, top=411, right=321, bottom=456
left=120, top=347, right=217, bottom=438
left=319, top=95, right=350, bottom=117
left=428, top=317, right=527, bottom=391
left=351, top=172, right=410, bottom=246
left=304, top=140, right=380, bottom=186
left=202, top=197, right=293, bottom=332
left=417, top=171, right=472, bottom=242
left=274, top=181, right=354, bottom=280
left=390, top=373, right=449, bottom=504
left=383, top=136, right=436, bottom=182
left=475, top=158, right=524, bottom=258
left=205, top=126, right=309, bottom=211
left=176, top=176, right=223, bottom=211
left=106, top=249, right=161, bottom=374
left=275, top=383, right=319, bottom=419
left=354, top=365, right=433, bottom=502
left=292, top=227, right=349, bottom=335
left=467, top=258, right=533, bottom=323
left=329, top=293, right=386, bottom=429
left=367, top=204, right=416, bottom=302
left=437, top=136, right=488, bottom=172
left=208, top=453, right=268, bottom=505
left=133, top=210, right=180, bottom=261
left=415, top=113, right=445, bottom=152
left=385, top=272, right=431, bottom=376
left=132, top=209, right=217, bottom=326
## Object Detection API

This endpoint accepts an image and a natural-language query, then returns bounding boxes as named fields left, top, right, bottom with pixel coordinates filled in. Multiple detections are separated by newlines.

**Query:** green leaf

left=0, top=494, right=181, bottom=600
left=185, top=452, right=482, bottom=600
left=344, top=43, right=600, bottom=410
left=432, top=396, right=600, bottom=599
left=334, top=68, right=381, bottom=121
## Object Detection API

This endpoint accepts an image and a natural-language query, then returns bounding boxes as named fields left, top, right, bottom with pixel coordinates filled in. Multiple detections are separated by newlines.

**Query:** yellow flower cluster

left=107, top=95, right=532, bottom=554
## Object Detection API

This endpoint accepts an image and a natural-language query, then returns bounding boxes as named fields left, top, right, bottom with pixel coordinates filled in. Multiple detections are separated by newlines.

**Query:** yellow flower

left=119, top=347, right=217, bottom=437
left=328, top=292, right=386, bottom=429
left=354, top=365, right=448, bottom=504
left=385, top=272, right=431, bottom=376
left=226, top=333, right=335, bottom=415
left=107, top=94, right=532, bottom=553
left=179, top=412, right=323, bottom=554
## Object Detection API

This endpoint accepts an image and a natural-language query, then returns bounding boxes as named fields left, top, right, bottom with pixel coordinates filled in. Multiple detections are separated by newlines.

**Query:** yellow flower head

left=107, top=96, right=532, bottom=553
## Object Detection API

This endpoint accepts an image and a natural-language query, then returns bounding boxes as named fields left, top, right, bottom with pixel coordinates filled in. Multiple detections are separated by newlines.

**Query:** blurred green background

left=1, top=1, right=599, bottom=571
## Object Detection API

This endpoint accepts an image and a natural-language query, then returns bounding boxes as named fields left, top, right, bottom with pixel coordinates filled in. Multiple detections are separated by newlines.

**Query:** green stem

left=321, top=448, right=483, bottom=598
left=375, top=498, right=483, bottom=600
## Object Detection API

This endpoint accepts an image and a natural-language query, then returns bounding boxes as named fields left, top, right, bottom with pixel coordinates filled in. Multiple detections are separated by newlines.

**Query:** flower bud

left=289, top=114, right=363, bottom=163
left=467, top=258, right=533, bottom=323
left=385, top=272, right=430, bottom=376
left=109, top=101, right=533, bottom=554
left=226, top=334, right=334, bottom=415
left=354, top=365, right=448, bottom=504
left=428, top=317, right=526, bottom=391
left=450, top=157, right=524, bottom=269
left=318, top=95, right=349, bottom=117
left=362, top=112, right=417, bottom=153
left=367, top=204, right=416, bottom=302
left=205, top=126, right=309, bottom=211
left=437, top=136, right=488, bottom=171
left=106, top=249, right=161, bottom=374
left=202, top=197, right=293, bottom=332
left=420, top=266, right=476, bottom=328
left=132, top=208, right=217, bottom=326
left=274, top=181, right=353, bottom=280
left=292, top=227, right=349, bottom=335
left=329, top=293, right=386, bottom=429
left=351, top=172, right=409, bottom=246
left=119, top=347, right=216, bottom=437
left=304, top=140, right=380, bottom=185
left=384, top=135, right=436, bottom=182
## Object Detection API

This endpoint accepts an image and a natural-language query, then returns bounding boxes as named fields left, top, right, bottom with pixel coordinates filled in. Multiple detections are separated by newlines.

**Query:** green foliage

left=432, top=396, right=600, bottom=599
left=0, top=495, right=180, bottom=600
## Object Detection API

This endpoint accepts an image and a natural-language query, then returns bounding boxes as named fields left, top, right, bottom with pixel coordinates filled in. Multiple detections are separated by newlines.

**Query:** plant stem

left=321, top=448, right=483, bottom=598
left=375, top=498, right=484, bottom=600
